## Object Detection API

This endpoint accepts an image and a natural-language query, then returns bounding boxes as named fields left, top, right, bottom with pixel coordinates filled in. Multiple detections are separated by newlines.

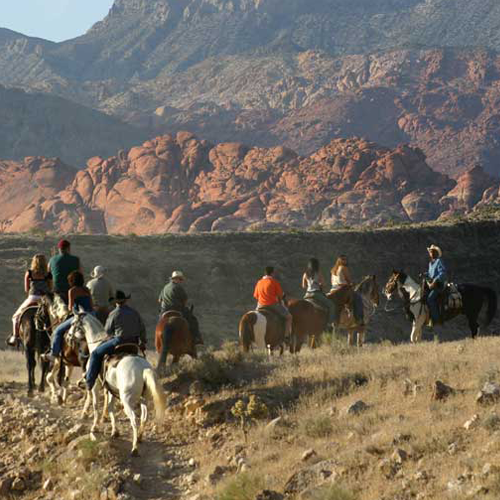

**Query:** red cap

left=57, top=239, right=70, bottom=250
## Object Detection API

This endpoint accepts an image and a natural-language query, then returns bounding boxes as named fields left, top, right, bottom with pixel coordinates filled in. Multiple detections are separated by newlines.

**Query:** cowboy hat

left=115, top=290, right=131, bottom=301
left=91, top=265, right=106, bottom=278
left=171, top=270, right=185, bottom=280
left=427, top=245, right=443, bottom=257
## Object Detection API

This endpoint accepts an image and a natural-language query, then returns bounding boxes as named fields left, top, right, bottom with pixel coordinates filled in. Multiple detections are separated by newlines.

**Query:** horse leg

left=347, top=331, right=355, bottom=347
left=467, top=315, right=479, bottom=340
left=410, top=314, right=425, bottom=343
left=46, top=364, right=58, bottom=403
left=108, top=393, right=119, bottom=439
left=138, top=403, right=148, bottom=442
left=101, top=388, right=109, bottom=423
left=26, top=346, right=35, bottom=397
left=90, top=387, right=100, bottom=440
left=62, top=365, right=73, bottom=404
left=81, top=391, right=91, bottom=420
left=38, top=356, right=49, bottom=393
left=122, top=396, right=140, bottom=456
left=357, top=329, right=365, bottom=348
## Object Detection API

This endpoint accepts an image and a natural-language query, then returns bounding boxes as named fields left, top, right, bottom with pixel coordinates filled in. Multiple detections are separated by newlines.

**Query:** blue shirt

left=428, top=258, right=447, bottom=283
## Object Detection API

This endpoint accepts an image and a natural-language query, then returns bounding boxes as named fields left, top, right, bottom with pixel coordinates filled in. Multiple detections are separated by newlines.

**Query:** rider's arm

left=68, top=287, right=75, bottom=311
left=341, top=266, right=353, bottom=285
left=138, top=316, right=147, bottom=345
left=433, top=260, right=447, bottom=283
left=104, top=314, right=115, bottom=337
left=301, top=273, right=307, bottom=290
left=24, top=271, right=30, bottom=294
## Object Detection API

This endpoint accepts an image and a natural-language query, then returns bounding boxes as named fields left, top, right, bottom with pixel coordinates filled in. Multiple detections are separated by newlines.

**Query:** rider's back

left=254, top=276, right=282, bottom=306
left=50, top=254, right=80, bottom=293
left=105, top=304, right=146, bottom=344
left=87, top=277, right=114, bottom=308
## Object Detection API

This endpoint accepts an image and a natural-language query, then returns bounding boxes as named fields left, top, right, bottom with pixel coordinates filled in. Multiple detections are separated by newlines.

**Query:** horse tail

left=239, top=313, right=255, bottom=353
left=143, top=368, right=166, bottom=422
left=483, top=287, right=498, bottom=326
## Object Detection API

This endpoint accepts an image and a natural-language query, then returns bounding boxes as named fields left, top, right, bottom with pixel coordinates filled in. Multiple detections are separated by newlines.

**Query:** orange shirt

left=253, top=276, right=283, bottom=306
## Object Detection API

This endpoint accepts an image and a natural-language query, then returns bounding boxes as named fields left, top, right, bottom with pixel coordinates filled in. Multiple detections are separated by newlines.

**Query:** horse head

left=72, top=309, right=106, bottom=347
left=384, top=270, right=406, bottom=299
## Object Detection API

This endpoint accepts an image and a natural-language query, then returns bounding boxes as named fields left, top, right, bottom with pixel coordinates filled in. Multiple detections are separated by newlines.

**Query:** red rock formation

left=2, top=133, right=489, bottom=235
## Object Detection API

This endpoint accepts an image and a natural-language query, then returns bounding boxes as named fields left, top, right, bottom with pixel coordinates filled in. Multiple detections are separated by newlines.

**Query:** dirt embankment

left=0, top=220, right=499, bottom=345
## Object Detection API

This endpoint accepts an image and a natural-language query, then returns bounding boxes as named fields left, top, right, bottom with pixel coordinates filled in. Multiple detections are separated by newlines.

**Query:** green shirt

left=49, top=253, right=80, bottom=293
left=159, top=281, right=187, bottom=311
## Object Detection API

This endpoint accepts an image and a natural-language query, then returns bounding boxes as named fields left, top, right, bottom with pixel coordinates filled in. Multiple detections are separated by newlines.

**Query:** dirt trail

left=0, top=376, right=196, bottom=500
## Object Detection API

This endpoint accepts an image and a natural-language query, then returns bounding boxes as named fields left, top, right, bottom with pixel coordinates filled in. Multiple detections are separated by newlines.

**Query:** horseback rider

left=254, top=266, right=292, bottom=340
left=87, top=266, right=115, bottom=324
left=425, top=244, right=447, bottom=326
left=42, top=271, right=93, bottom=362
left=85, top=290, right=147, bottom=391
left=8, top=254, right=53, bottom=346
left=301, top=258, right=335, bottom=328
left=330, top=255, right=364, bottom=326
left=158, top=271, right=203, bottom=345
left=48, top=239, right=82, bottom=305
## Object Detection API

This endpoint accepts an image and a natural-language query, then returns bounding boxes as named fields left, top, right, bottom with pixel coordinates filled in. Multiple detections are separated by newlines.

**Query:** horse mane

left=82, top=313, right=106, bottom=339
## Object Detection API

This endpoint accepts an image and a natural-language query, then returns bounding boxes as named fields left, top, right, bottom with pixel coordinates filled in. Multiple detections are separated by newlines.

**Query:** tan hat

left=171, top=270, right=185, bottom=280
left=427, top=245, right=442, bottom=257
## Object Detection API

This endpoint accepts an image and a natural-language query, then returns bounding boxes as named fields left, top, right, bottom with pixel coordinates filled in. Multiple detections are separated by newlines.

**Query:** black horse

left=18, top=306, right=51, bottom=396
left=385, top=270, right=498, bottom=341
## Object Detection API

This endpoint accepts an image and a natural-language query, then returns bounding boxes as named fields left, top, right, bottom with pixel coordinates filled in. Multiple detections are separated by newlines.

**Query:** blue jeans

left=85, top=337, right=123, bottom=390
left=52, top=317, right=74, bottom=356
left=428, top=289, right=440, bottom=322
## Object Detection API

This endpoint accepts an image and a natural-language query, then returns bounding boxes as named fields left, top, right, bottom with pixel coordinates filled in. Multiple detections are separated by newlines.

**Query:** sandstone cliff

left=2, top=133, right=496, bottom=235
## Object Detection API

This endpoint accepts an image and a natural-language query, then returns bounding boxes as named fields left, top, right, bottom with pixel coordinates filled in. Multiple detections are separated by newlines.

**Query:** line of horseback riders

left=7, top=238, right=468, bottom=378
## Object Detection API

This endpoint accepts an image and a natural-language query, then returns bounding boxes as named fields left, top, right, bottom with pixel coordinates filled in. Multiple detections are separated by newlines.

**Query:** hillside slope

left=3, top=2, right=500, bottom=175
left=0, top=85, right=148, bottom=166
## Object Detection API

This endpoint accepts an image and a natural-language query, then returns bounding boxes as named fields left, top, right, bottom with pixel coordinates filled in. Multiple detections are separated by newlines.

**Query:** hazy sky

left=0, top=0, right=115, bottom=42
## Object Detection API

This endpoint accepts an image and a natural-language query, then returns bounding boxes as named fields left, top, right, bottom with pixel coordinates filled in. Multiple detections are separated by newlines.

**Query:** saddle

left=304, top=297, right=329, bottom=313
left=257, top=306, right=285, bottom=325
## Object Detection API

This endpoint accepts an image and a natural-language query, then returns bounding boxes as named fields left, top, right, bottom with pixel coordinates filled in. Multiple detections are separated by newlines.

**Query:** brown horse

left=287, top=285, right=353, bottom=353
left=289, top=276, right=380, bottom=350
left=19, top=306, right=51, bottom=396
left=238, top=309, right=285, bottom=355
left=36, top=294, right=89, bottom=407
left=155, top=311, right=197, bottom=373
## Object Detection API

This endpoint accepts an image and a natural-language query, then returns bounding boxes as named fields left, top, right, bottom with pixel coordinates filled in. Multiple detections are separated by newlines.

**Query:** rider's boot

left=7, top=334, right=18, bottom=346
left=41, top=352, right=57, bottom=363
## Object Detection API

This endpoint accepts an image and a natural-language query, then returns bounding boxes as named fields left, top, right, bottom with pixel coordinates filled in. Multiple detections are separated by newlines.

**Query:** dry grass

left=187, top=338, right=500, bottom=500
left=0, top=350, right=26, bottom=382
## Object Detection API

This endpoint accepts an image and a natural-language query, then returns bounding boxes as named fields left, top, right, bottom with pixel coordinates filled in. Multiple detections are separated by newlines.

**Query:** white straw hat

left=91, top=265, right=106, bottom=278
left=171, top=270, right=185, bottom=279
left=427, top=245, right=443, bottom=257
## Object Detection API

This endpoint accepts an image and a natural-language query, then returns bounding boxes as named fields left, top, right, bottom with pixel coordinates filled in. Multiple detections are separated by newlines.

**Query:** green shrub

left=308, top=485, right=358, bottom=500
left=302, top=415, right=333, bottom=439
left=216, top=472, right=264, bottom=500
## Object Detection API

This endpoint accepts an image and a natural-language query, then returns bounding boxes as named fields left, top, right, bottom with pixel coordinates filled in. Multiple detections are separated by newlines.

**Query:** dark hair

left=306, top=258, right=320, bottom=278
left=68, top=271, right=84, bottom=288
left=265, top=266, right=274, bottom=276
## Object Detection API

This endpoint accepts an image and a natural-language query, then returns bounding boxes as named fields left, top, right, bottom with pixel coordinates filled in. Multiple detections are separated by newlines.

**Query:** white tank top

left=306, top=273, right=321, bottom=293
left=331, top=270, right=348, bottom=291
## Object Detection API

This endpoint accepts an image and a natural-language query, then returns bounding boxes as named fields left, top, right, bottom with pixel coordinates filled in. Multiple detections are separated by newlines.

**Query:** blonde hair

left=331, top=255, right=347, bottom=276
left=30, top=254, right=48, bottom=275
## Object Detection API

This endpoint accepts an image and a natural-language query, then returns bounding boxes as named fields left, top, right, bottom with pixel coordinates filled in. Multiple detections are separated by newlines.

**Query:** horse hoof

left=111, top=431, right=119, bottom=439
left=131, top=449, right=140, bottom=457
left=27, top=390, right=34, bottom=398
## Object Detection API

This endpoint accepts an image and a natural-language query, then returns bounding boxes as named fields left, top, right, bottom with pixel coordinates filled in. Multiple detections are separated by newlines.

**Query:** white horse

left=72, top=312, right=165, bottom=455
left=384, top=271, right=428, bottom=343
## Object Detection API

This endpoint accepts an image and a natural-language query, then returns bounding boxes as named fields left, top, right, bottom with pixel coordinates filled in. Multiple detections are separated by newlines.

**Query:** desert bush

left=483, top=413, right=500, bottom=432
left=302, top=415, right=334, bottom=438
left=308, top=485, right=358, bottom=500
left=188, top=353, right=233, bottom=387
left=216, top=472, right=264, bottom=500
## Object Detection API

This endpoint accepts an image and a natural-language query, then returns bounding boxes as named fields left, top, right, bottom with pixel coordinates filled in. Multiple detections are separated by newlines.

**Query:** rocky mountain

left=0, top=85, right=148, bottom=166
left=2, top=132, right=499, bottom=235
left=2, top=1, right=500, bottom=176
